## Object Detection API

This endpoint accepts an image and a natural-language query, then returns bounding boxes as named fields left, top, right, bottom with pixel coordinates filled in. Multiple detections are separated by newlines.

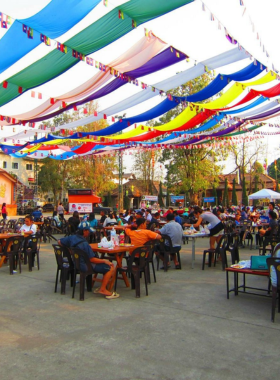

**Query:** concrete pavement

left=0, top=235, right=279, bottom=380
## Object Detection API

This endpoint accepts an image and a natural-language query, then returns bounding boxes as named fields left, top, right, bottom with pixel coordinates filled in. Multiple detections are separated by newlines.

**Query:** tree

left=268, top=158, right=280, bottom=184
left=227, top=141, right=265, bottom=184
left=158, top=181, right=164, bottom=207
left=223, top=177, right=229, bottom=207
left=132, top=150, right=161, bottom=194
left=38, top=159, right=72, bottom=205
left=166, top=187, right=170, bottom=207
left=154, top=72, right=226, bottom=204
left=123, top=185, right=130, bottom=211
left=232, top=178, right=237, bottom=205
left=212, top=186, right=218, bottom=206
left=253, top=175, right=259, bottom=206
left=242, top=178, right=248, bottom=206
left=160, top=148, right=220, bottom=204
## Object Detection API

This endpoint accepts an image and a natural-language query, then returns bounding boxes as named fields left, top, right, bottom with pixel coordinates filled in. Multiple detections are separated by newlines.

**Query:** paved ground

left=1, top=233, right=279, bottom=380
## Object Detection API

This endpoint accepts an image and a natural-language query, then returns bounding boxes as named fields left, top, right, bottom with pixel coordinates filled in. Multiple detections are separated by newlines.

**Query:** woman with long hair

left=1, top=203, right=7, bottom=220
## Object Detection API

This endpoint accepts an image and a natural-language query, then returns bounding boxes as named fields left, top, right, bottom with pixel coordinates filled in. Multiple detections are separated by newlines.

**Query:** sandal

left=105, top=292, right=120, bottom=300
left=93, top=287, right=101, bottom=294
left=175, top=264, right=181, bottom=269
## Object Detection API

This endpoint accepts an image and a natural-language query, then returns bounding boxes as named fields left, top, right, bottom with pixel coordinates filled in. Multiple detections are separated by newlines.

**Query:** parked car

left=93, top=206, right=112, bottom=214
left=42, top=203, right=55, bottom=212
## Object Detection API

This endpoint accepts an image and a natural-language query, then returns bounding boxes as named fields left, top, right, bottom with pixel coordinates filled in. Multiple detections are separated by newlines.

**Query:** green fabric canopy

left=1, top=0, right=193, bottom=108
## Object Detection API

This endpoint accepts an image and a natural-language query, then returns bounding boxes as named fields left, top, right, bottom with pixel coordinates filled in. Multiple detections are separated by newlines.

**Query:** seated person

left=156, top=213, right=183, bottom=269
left=53, top=211, right=62, bottom=227
left=32, top=207, right=42, bottom=222
left=99, top=211, right=107, bottom=226
left=125, top=218, right=160, bottom=246
left=103, top=213, right=117, bottom=227
left=58, top=223, right=119, bottom=299
left=68, top=211, right=80, bottom=233
left=259, top=210, right=278, bottom=238
left=116, top=212, right=124, bottom=226
left=149, top=212, right=160, bottom=226
left=145, top=209, right=152, bottom=223
left=19, top=215, right=37, bottom=236
left=173, top=210, right=182, bottom=225
left=88, top=213, right=98, bottom=231
left=163, top=207, right=174, bottom=218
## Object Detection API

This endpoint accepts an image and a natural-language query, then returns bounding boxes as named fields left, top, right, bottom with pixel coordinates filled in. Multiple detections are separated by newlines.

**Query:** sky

left=0, top=0, right=280, bottom=173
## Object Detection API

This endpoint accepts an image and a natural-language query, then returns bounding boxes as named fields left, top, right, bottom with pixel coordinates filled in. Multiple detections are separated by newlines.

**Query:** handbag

left=250, top=255, right=270, bottom=270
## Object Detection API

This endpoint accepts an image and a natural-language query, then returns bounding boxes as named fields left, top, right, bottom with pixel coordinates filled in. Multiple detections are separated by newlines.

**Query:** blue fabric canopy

left=184, top=61, right=264, bottom=102
left=0, top=0, right=100, bottom=74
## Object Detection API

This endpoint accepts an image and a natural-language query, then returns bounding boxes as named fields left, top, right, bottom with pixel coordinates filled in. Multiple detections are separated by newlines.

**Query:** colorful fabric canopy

left=0, top=0, right=193, bottom=107
left=0, top=0, right=101, bottom=74
left=21, top=46, right=187, bottom=123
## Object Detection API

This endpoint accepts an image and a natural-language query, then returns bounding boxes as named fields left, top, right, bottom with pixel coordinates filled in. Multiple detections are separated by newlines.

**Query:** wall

left=0, top=174, right=13, bottom=204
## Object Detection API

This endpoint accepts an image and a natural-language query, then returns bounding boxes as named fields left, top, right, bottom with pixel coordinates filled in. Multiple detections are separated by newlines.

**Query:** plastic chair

left=114, top=246, right=150, bottom=298
left=202, top=235, right=227, bottom=270
left=222, top=233, right=240, bottom=268
left=23, top=236, right=40, bottom=271
left=69, top=247, right=94, bottom=301
left=266, top=257, right=280, bottom=322
left=1, top=236, right=25, bottom=275
left=144, top=241, right=156, bottom=283
left=52, top=244, right=74, bottom=295
left=156, top=234, right=181, bottom=271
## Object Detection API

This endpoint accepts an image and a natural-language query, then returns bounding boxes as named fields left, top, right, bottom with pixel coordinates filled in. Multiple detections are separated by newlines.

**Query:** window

left=12, top=162, right=19, bottom=169
left=3, top=161, right=7, bottom=169
left=26, top=164, right=33, bottom=170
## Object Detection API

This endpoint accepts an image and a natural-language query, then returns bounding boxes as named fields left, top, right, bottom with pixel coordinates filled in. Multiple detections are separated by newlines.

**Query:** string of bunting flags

left=200, top=0, right=277, bottom=72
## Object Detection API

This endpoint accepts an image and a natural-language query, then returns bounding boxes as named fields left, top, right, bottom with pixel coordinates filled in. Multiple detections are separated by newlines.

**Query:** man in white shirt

left=145, top=209, right=152, bottom=223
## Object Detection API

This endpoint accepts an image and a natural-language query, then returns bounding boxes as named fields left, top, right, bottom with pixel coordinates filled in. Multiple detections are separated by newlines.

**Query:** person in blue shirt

left=58, top=222, right=119, bottom=299
left=173, top=210, right=183, bottom=225
left=32, top=207, right=42, bottom=222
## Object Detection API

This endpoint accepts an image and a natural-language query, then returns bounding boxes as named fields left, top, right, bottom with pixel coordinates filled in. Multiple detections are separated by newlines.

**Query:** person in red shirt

left=1, top=203, right=7, bottom=220
left=163, top=207, right=174, bottom=218
left=125, top=218, right=160, bottom=246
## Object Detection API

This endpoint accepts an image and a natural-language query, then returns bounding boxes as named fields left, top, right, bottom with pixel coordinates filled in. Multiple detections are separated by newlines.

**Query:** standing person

left=1, top=203, right=7, bottom=220
left=157, top=213, right=183, bottom=269
left=58, top=223, right=119, bottom=299
left=32, top=206, right=43, bottom=222
left=184, top=206, right=224, bottom=250
left=57, top=202, right=65, bottom=220
left=266, top=202, right=279, bottom=219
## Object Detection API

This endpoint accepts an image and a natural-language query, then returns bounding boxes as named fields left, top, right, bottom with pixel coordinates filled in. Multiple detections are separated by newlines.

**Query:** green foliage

left=242, top=179, right=248, bottom=206
left=160, top=148, right=220, bottom=204
left=232, top=178, right=237, bottom=205
left=223, top=178, right=229, bottom=207
left=158, top=181, right=164, bottom=207
left=268, top=158, right=280, bottom=180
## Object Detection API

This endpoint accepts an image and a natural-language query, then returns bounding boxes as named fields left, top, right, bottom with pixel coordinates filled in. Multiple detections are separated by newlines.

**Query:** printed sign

left=203, top=197, right=216, bottom=203
left=142, top=195, right=158, bottom=201
left=69, top=203, right=93, bottom=213
left=170, top=195, right=185, bottom=203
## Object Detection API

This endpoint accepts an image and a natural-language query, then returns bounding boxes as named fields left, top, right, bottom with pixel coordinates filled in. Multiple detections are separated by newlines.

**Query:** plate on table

left=230, top=264, right=246, bottom=269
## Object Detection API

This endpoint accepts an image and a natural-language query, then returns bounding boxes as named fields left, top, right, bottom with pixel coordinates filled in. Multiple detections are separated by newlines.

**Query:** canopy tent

left=248, top=189, right=280, bottom=200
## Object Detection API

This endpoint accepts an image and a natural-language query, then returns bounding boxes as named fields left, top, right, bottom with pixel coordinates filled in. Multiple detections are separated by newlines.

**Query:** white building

left=0, top=152, right=42, bottom=187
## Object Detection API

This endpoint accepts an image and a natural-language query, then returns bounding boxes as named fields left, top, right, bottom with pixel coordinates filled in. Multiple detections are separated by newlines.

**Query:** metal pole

left=34, top=158, right=38, bottom=205
left=118, top=151, right=123, bottom=212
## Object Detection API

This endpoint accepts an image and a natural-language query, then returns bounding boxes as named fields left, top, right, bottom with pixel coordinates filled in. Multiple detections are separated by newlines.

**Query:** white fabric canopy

left=248, top=188, right=280, bottom=200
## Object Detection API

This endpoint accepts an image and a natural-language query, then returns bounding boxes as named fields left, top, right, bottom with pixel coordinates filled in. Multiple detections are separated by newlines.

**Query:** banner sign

left=203, top=197, right=216, bottom=203
left=69, top=203, right=92, bottom=213
left=170, top=195, right=185, bottom=203
left=142, top=195, right=158, bottom=201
